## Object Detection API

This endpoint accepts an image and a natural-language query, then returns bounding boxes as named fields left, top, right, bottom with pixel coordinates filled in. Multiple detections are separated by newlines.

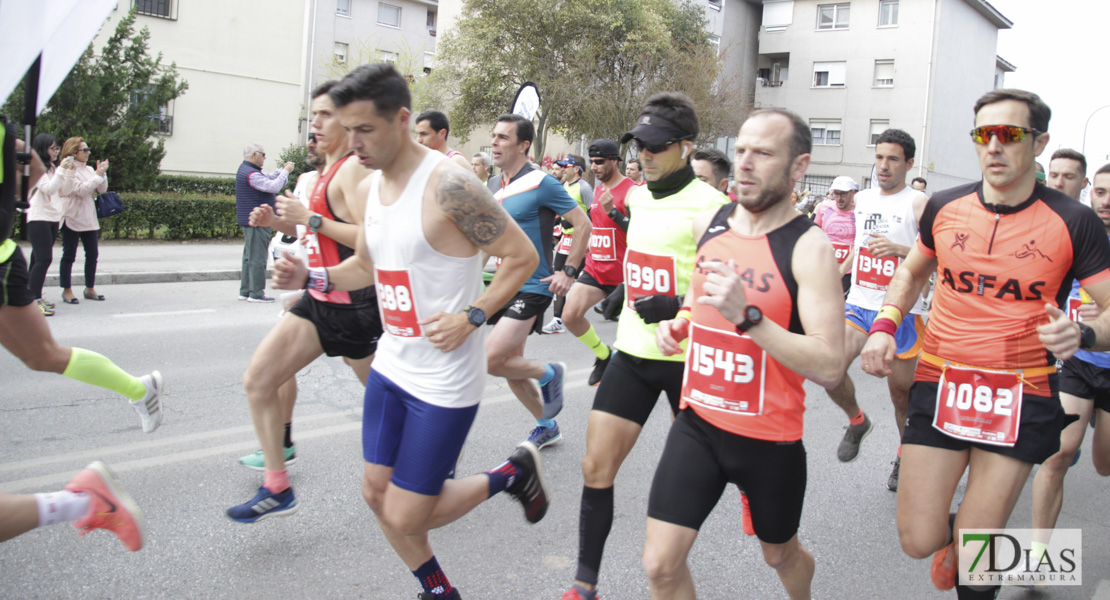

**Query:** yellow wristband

left=676, top=308, right=692, bottom=323
left=876, top=304, right=903, bottom=325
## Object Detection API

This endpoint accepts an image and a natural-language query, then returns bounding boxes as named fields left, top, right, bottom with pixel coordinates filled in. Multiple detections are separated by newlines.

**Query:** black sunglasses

left=631, top=137, right=685, bottom=154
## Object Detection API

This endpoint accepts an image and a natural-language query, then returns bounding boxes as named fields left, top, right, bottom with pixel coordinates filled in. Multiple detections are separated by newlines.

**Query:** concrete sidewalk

left=17, top=239, right=249, bottom=287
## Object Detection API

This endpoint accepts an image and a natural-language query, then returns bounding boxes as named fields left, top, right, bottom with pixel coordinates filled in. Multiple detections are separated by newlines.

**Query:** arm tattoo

left=438, top=170, right=507, bottom=247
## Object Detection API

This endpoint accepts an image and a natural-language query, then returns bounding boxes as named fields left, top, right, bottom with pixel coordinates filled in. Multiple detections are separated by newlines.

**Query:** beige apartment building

left=754, top=0, right=1013, bottom=194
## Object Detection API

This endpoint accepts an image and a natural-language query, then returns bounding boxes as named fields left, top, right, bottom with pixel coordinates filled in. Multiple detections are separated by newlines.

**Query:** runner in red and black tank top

left=306, top=153, right=375, bottom=305
left=683, top=205, right=811, bottom=441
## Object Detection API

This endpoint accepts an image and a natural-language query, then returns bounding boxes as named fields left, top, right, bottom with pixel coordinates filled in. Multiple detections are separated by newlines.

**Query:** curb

left=42, top=269, right=272, bottom=287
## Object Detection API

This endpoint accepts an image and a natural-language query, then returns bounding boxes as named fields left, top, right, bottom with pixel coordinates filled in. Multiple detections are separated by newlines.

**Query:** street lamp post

left=1082, top=104, right=1110, bottom=158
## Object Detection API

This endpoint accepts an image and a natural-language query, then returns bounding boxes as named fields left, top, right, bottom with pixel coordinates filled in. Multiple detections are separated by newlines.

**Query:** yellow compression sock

left=577, top=327, right=611, bottom=360
left=62, top=348, right=147, bottom=401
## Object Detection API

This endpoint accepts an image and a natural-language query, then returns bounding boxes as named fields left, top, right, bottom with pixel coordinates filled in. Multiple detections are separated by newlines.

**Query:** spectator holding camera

left=57, top=136, right=107, bottom=304
left=25, top=133, right=64, bottom=315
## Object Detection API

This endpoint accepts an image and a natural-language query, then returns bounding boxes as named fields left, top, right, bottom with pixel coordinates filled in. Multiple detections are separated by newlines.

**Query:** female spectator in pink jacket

left=26, top=134, right=64, bottom=315
left=57, top=137, right=107, bottom=304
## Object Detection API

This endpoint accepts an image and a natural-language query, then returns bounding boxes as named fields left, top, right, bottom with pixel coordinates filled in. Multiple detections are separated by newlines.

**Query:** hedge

left=150, top=175, right=236, bottom=196
left=12, top=192, right=242, bottom=240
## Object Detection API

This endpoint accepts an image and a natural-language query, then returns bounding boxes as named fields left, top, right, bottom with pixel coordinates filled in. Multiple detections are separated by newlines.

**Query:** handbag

left=94, top=191, right=125, bottom=219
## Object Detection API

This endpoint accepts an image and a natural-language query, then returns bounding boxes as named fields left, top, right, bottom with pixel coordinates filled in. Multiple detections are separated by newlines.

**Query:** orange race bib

left=682, top=324, right=766, bottom=415
left=933, top=364, right=1023, bottom=447
left=624, top=249, right=677, bottom=310
left=590, top=228, right=617, bottom=261
left=375, top=268, right=422, bottom=338
left=854, top=246, right=899, bottom=291
left=557, top=232, right=573, bottom=256
left=832, top=242, right=851, bottom=265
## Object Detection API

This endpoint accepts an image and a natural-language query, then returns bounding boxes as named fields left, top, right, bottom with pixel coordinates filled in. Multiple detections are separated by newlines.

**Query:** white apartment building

left=753, top=0, right=1013, bottom=194
left=94, top=0, right=310, bottom=177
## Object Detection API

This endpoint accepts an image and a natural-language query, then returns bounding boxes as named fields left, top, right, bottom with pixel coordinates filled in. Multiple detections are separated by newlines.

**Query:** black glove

left=634, top=294, right=683, bottom=324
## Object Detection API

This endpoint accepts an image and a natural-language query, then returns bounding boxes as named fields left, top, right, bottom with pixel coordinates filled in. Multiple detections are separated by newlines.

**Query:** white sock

left=34, top=491, right=90, bottom=527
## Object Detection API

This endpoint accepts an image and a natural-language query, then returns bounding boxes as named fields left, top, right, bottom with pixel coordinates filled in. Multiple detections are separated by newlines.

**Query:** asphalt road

left=1, top=280, right=1108, bottom=599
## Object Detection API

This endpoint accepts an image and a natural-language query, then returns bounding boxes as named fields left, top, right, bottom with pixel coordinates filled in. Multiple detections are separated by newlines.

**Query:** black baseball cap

left=620, top=113, right=691, bottom=147
left=588, top=139, right=621, bottom=161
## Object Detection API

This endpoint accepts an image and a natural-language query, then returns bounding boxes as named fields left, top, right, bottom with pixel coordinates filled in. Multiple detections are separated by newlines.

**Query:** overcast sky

left=992, top=0, right=1110, bottom=172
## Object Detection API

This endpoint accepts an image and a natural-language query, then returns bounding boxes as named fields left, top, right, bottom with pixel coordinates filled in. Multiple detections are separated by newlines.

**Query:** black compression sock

left=575, top=485, right=615, bottom=585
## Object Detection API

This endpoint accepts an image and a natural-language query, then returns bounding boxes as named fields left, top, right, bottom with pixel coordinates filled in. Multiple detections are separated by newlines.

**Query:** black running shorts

left=591, top=350, right=683, bottom=426
left=487, top=291, right=553, bottom=335
left=288, top=293, right=381, bottom=360
left=902, top=378, right=1067, bottom=464
left=648, top=409, right=807, bottom=545
left=577, top=268, right=617, bottom=296
left=0, top=246, right=35, bottom=308
left=1060, top=356, right=1110, bottom=413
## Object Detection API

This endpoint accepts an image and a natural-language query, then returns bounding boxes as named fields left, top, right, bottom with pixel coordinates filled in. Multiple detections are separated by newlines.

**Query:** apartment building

left=753, top=0, right=1013, bottom=193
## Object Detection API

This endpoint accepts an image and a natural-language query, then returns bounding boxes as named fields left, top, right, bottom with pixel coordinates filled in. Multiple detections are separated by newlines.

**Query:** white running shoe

left=131, top=371, right=164, bottom=433
left=541, top=318, right=566, bottom=335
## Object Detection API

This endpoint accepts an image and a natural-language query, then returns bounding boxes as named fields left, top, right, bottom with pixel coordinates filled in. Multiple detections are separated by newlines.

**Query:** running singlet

left=915, top=182, right=1110, bottom=396
left=445, top=148, right=464, bottom=160
left=584, top=178, right=634, bottom=285
left=614, top=177, right=729, bottom=361
left=305, top=154, right=374, bottom=305
left=364, top=150, right=487, bottom=408
left=493, top=163, right=578, bottom=297
left=812, top=199, right=854, bottom=264
left=682, top=207, right=812, bottom=442
left=847, top=186, right=927, bottom=313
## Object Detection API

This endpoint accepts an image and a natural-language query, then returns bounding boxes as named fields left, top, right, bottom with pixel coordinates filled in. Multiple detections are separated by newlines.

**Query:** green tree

left=427, top=0, right=747, bottom=162
left=2, top=10, right=188, bottom=191
left=278, top=143, right=311, bottom=192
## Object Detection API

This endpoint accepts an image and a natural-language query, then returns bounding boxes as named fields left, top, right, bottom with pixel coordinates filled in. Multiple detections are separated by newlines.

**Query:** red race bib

left=624, top=249, right=677, bottom=310
left=590, top=228, right=617, bottom=261
left=854, top=246, right=899, bottom=291
left=375, top=268, right=422, bottom=338
left=557, top=232, right=573, bottom=256
left=1066, top=296, right=1083, bottom=322
left=832, top=242, right=851, bottom=265
left=682, top=324, right=766, bottom=415
left=933, top=364, right=1023, bottom=447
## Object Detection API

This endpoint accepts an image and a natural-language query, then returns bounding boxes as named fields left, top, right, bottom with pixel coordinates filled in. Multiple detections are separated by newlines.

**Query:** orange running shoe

left=65, top=461, right=146, bottom=551
left=740, top=492, right=755, bottom=536
left=561, top=588, right=600, bottom=600
left=931, top=542, right=957, bottom=590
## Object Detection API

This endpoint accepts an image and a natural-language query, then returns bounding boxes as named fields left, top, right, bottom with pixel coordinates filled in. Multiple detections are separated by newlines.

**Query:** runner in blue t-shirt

left=486, top=114, right=591, bottom=447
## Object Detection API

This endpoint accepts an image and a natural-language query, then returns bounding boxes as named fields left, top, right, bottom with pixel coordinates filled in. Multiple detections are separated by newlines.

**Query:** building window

left=878, top=0, right=898, bottom=26
left=334, top=42, right=348, bottom=64
left=709, top=35, right=720, bottom=55
left=762, top=1, right=794, bottom=31
left=380, top=50, right=398, bottom=63
left=337, top=0, right=350, bottom=17
left=378, top=3, right=401, bottom=28
left=869, top=120, right=889, bottom=146
left=817, top=3, right=850, bottom=30
left=708, top=0, right=722, bottom=11
left=423, top=52, right=436, bottom=73
left=133, top=0, right=174, bottom=19
left=873, top=60, right=894, bottom=87
left=427, top=9, right=437, bottom=36
left=812, top=61, right=846, bottom=88
left=810, top=120, right=842, bottom=145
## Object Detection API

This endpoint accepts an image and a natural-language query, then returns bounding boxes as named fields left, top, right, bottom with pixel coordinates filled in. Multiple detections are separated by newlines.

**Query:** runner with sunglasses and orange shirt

left=860, top=89, right=1110, bottom=599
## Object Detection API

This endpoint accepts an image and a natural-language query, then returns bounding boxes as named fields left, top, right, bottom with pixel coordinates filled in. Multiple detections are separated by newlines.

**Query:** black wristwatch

left=1079, top=322, right=1097, bottom=350
left=562, top=264, right=579, bottom=279
left=463, top=305, right=487, bottom=328
left=308, top=214, right=323, bottom=233
left=736, top=305, right=763, bottom=333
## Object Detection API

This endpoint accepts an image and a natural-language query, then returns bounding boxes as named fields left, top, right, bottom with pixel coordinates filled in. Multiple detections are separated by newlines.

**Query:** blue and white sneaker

left=227, top=486, right=299, bottom=523
left=540, top=362, right=566, bottom=419
left=527, top=421, right=563, bottom=449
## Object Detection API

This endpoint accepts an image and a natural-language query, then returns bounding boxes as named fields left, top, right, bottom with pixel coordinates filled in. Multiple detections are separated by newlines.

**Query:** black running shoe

left=505, top=441, right=550, bottom=524
left=588, top=351, right=611, bottom=387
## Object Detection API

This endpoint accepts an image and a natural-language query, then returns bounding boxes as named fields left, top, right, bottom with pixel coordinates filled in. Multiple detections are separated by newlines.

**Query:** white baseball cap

left=830, top=176, right=860, bottom=192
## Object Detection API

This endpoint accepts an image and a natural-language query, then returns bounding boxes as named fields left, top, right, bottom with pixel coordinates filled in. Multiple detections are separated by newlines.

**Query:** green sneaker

left=238, top=445, right=297, bottom=471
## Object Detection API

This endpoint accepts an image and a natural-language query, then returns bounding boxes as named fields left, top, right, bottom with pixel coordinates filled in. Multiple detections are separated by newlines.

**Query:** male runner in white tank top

left=272, top=63, right=549, bottom=600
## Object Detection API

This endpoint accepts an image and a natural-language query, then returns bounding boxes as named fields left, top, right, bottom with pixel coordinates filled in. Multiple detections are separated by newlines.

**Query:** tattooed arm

left=419, top=167, right=539, bottom=352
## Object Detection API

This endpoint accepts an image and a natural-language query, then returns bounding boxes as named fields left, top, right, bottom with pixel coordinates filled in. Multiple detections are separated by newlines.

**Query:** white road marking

left=113, top=309, right=217, bottom=318
left=0, top=367, right=592, bottom=492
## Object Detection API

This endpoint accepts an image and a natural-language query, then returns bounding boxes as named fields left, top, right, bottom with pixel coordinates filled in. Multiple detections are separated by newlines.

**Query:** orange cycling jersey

left=916, top=182, right=1110, bottom=396
left=682, top=205, right=812, bottom=442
